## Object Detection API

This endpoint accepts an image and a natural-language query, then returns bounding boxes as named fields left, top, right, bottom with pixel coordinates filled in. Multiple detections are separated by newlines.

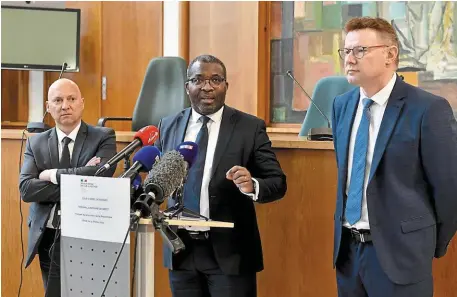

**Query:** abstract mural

left=270, top=1, right=457, bottom=123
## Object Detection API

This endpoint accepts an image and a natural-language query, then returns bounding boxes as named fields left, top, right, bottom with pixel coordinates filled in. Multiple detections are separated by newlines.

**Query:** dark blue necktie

left=345, top=98, right=374, bottom=225
left=183, top=115, right=210, bottom=213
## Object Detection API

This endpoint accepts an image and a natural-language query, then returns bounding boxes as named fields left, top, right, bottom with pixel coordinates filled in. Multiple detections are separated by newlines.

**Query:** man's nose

left=345, top=53, right=357, bottom=65
left=201, top=80, right=214, bottom=91
left=61, top=100, right=70, bottom=109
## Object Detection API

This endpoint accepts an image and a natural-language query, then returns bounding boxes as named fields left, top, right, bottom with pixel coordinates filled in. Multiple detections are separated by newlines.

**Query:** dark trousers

left=169, top=230, right=257, bottom=297
left=38, top=228, right=61, bottom=297
left=336, top=228, right=433, bottom=297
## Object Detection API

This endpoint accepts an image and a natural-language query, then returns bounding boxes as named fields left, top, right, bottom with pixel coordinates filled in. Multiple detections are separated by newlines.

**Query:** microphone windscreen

left=132, top=174, right=142, bottom=190
left=144, top=150, right=186, bottom=200
left=134, top=125, right=159, bottom=146
left=176, top=141, right=198, bottom=168
left=132, top=146, right=161, bottom=172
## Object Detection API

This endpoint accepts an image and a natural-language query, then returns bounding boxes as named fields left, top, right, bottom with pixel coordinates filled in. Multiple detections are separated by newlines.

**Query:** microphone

left=176, top=141, right=198, bottom=170
left=143, top=150, right=187, bottom=205
left=131, top=193, right=185, bottom=254
left=286, top=70, right=333, bottom=141
left=59, top=62, right=68, bottom=79
left=26, top=63, right=68, bottom=134
left=118, top=146, right=161, bottom=180
left=95, top=125, right=159, bottom=176
left=26, top=110, right=51, bottom=133
left=130, top=174, right=144, bottom=205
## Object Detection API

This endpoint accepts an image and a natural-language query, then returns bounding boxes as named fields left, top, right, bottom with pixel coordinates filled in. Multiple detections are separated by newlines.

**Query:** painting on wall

left=270, top=1, right=457, bottom=123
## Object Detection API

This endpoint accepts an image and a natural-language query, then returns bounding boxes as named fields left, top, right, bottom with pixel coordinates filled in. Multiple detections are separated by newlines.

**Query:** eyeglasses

left=338, top=45, right=389, bottom=60
left=187, top=76, right=226, bottom=88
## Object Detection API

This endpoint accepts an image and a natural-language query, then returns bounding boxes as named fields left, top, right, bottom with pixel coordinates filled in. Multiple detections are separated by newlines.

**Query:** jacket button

left=39, top=227, right=44, bottom=232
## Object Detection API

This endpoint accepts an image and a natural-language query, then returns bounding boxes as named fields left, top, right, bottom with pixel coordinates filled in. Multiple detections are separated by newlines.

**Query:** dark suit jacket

left=19, top=121, right=117, bottom=268
left=332, top=75, right=457, bottom=285
left=155, top=105, right=287, bottom=275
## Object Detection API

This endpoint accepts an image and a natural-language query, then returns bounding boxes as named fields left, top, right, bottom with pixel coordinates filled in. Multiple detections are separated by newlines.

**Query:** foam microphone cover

left=134, top=125, right=159, bottom=146
left=132, top=146, right=161, bottom=172
left=176, top=141, right=198, bottom=168
left=144, top=150, right=187, bottom=204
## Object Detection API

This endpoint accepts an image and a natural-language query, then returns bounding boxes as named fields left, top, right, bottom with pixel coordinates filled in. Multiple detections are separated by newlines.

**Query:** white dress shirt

left=183, top=106, right=259, bottom=231
left=343, top=73, right=397, bottom=230
left=46, top=121, right=81, bottom=229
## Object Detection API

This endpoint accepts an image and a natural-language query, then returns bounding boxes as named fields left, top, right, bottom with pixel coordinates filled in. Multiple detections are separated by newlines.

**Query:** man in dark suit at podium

left=19, top=78, right=117, bottom=297
left=332, top=17, right=457, bottom=297
left=155, top=54, right=287, bottom=297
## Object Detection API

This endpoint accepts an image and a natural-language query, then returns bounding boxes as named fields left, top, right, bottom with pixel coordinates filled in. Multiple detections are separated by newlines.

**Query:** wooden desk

left=2, top=129, right=456, bottom=297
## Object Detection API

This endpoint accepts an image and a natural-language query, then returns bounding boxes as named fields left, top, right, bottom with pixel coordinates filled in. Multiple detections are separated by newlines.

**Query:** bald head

left=48, top=78, right=82, bottom=100
left=46, top=78, right=85, bottom=134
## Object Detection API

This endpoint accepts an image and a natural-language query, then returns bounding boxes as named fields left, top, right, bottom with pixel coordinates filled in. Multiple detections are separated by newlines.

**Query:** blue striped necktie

left=345, top=98, right=374, bottom=225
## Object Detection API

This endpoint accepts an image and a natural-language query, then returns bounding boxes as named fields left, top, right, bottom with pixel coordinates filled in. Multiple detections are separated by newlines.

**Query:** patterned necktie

left=52, top=136, right=72, bottom=228
left=345, top=98, right=374, bottom=225
left=182, top=115, right=210, bottom=213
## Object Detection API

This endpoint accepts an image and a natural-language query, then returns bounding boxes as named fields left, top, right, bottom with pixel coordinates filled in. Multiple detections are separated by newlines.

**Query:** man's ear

left=387, top=46, right=398, bottom=66
left=185, top=82, right=190, bottom=95
left=46, top=101, right=50, bottom=112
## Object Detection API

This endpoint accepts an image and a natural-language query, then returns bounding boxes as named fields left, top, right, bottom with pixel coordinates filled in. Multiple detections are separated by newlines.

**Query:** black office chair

left=98, top=56, right=190, bottom=131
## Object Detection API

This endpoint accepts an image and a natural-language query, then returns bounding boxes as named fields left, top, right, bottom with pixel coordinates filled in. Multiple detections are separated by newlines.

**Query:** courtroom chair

left=97, top=56, right=190, bottom=131
left=299, top=76, right=356, bottom=137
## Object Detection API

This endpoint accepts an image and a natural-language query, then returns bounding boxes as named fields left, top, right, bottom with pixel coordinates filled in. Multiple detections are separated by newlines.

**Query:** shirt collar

left=55, top=121, right=81, bottom=144
left=190, top=105, right=225, bottom=124
left=359, top=73, right=397, bottom=107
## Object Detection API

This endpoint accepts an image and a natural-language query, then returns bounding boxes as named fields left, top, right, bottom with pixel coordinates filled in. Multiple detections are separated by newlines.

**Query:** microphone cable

left=99, top=214, right=140, bottom=297
left=44, top=218, right=61, bottom=297
left=17, top=128, right=27, bottom=297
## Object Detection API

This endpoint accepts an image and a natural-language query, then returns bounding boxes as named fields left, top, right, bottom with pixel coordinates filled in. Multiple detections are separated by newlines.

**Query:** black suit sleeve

left=19, top=138, right=60, bottom=203
left=249, top=120, right=287, bottom=203
left=420, top=98, right=457, bottom=258
left=55, top=128, right=117, bottom=183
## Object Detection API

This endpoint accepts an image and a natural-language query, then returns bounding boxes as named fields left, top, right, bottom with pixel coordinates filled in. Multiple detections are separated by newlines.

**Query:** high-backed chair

left=98, top=56, right=190, bottom=131
left=299, top=76, right=356, bottom=137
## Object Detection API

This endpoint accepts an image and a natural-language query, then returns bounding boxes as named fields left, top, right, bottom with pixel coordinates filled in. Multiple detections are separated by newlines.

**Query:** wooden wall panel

left=101, top=1, right=163, bottom=132
left=43, top=1, right=103, bottom=128
left=189, top=1, right=259, bottom=116
left=1, top=138, right=44, bottom=297
left=1, top=70, right=29, bottom=126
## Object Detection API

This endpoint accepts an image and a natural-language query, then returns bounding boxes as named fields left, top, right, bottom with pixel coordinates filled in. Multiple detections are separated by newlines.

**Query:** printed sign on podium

left=60, top=175, right=130, bottom=297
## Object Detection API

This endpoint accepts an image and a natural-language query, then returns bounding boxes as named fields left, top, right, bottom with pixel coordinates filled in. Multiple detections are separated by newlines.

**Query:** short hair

left=344, top=17, right=400, bottom=66
left=187, top=54, right=227, bottom=79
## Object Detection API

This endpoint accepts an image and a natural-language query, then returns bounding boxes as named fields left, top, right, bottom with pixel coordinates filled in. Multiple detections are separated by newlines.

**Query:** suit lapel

left=340, top=89, right=360, bottom=186
left=173, top=108, right=192, bottom=150
left=369, top=79, right=406, bottom=181
left=48, top=128, right=59, bottom=169
left=211, top=106, right=236, bottom=177
left=71, top=122, right=88, bottom=167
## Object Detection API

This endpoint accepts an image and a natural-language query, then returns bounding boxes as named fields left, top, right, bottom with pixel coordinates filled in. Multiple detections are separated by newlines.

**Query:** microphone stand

left=164, top=184, right=210, bottom=221
left=286, top=70, right=333, bottom=141
left=123, top=156, right=131, bottom=172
